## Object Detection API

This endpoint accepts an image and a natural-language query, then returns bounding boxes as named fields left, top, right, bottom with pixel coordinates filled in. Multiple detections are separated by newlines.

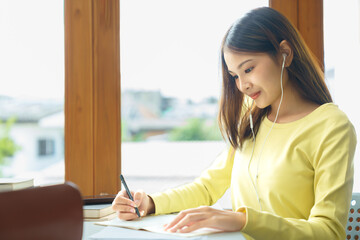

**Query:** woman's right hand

left=111, top=189, right=155, bottom=220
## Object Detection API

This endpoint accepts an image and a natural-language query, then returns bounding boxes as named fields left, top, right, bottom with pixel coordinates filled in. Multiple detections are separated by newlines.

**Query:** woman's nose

left=237, top=78, right=251, bottom=93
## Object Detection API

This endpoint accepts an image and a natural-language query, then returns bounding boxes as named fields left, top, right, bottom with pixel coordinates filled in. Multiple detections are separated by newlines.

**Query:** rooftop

left=0, top=96, right=63, bottom=123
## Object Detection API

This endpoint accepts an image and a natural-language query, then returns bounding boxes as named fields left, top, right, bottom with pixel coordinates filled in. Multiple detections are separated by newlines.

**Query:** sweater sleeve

left=239, top=118, right=357, bottom=239
left=149, top=147, right=235, bottom=215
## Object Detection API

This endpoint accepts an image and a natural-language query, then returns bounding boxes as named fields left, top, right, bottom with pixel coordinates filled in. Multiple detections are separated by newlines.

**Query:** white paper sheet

left=95, top=214, right=222, bottom=238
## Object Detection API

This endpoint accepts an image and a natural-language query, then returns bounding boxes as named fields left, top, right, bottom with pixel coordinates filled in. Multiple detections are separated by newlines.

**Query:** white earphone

left=247, top=52, right=287, bottom=211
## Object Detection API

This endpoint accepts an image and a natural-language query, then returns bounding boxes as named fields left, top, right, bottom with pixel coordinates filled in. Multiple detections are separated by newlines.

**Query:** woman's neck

left=267, top=83, right=319, bottom=123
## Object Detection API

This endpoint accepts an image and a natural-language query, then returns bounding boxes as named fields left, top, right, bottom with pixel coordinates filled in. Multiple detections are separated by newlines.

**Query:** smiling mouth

left=250, top=91, right=261, bottom=100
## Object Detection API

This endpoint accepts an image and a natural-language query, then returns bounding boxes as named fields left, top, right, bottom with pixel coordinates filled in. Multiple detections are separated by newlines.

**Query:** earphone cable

left=248, top=54, right=286, bottom=211
left=247, top=100, right=261, bottom=209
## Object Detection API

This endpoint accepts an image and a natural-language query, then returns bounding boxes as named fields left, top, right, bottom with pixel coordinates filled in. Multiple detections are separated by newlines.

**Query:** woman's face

left=224, top=50, right=286, bottom=109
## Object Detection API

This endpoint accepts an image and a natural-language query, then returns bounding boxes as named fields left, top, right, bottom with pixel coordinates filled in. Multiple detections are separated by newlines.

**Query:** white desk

left=83, top=221, right=106, bottom=239
left=83, top=221, right=247, bottom=240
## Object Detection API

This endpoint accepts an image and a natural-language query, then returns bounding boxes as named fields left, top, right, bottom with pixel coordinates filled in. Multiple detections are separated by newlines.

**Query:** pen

left=120, top=174, right=141, bottom=217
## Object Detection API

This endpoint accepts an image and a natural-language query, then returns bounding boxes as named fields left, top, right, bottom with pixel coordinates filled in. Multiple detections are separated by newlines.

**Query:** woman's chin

left=254, top=100, right=268, bottom=109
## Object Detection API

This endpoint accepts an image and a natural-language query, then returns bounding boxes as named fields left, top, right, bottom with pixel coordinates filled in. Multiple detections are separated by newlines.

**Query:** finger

left=112, top=204, right=138, bottom=213
left=112, top=197, right=136, bottom=207
left=178, top=219, right=208, bottom=233
left=112, top=198, right=135, bottom=211
left=134, top=190, right=145, bottom=207
left=168, top=213, right=207, bottom=233
left=114, top=189, right=133, bottom=201
left=164, top=207, right=211, bottom=231
left=113, top=190, right=137, bottom=206
left=123, top=189, right=136, bottom=200
left=116, top=211, right=139, bottom=221
left=164, top=211, right=187, bottom=230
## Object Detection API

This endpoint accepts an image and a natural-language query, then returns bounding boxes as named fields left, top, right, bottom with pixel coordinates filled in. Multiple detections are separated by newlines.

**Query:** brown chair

left=0, top=182, right=83, bottom=240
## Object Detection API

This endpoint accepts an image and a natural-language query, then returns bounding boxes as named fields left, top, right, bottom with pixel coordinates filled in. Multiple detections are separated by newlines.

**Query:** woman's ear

left=279, top=40, right=293, bottom=67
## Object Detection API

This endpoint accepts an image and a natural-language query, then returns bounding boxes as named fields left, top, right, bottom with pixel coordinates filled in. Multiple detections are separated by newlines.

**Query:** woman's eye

left=232, top=75, right=238, bottom=80
left=245, top=67, right=254, bottom=74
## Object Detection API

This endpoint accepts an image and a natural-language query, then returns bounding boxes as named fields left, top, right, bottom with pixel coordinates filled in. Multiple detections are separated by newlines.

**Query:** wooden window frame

left=270, top=0, right=324, bottom=69
left=64, top=0, right=121, bottom=196
left=64, top=0, right=323, bottom=196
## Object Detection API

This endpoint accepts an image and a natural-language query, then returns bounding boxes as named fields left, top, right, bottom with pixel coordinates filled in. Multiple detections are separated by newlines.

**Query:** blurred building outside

left=0, top=96, right=64, bottom=178
left=0, top=91, right=231, bottom=206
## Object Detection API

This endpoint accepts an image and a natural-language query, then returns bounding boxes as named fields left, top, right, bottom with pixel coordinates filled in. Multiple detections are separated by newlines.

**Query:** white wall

left=121, top=141, right=232, bottom=208
left=324, top=0, right=360, bottom=192
left=7, top=124, right=64, bottom=175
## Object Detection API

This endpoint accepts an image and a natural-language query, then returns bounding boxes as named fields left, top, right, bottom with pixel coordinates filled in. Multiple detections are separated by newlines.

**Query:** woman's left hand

left=163, top=206, right=246, bottom=233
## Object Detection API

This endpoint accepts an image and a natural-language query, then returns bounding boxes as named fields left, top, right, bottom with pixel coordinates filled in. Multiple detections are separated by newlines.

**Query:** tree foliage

left=169, top=118, right=222, bottom=141
left=0, top=118, right=21, bottom=175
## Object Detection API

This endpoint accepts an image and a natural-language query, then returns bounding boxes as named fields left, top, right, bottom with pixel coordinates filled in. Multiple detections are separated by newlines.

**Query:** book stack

left=83, top=203, right=117, bottom=222
left=0, top=178, right=34, bottom=192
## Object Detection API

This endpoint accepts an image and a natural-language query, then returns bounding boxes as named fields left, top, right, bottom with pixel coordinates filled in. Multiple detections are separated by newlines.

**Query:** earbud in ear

left=282, top=53, right=287, bottom=59
left=249, top=112, right=253, bottom=129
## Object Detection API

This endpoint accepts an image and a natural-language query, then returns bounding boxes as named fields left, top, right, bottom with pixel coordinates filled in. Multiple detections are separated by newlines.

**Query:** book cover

left=0, top=178, right=34, bottom=192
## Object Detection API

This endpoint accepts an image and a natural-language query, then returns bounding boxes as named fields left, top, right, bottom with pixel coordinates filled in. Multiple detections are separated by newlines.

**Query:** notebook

left=84, top=204, right=115, bottom=218
left=89, top=226, right=203, bottom=240
left=88, top=225, right=247, bottom=240
left=95, top=214, right=223, bottom=237
left=84, top=212, right=117, bottom=222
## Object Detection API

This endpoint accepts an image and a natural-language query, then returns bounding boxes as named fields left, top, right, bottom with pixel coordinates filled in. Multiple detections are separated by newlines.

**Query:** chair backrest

left=0, top=182, right=83, bottom=240
left=346, top=192, right=360, bottom=240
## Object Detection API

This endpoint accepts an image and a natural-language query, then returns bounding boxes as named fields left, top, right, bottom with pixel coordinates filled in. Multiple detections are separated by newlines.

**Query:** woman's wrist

left=147, top=195, right=155, bottom=215
left=237, top=211, right=246, bottom=230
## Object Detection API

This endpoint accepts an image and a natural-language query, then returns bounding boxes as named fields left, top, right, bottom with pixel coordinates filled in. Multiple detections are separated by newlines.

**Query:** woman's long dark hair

left=218, top=7, right=332, bottom=150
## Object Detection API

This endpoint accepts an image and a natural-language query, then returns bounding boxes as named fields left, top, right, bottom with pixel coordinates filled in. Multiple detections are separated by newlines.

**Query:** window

left=0, top=0, right=64, bottom=186
left=38, top=139, right=55, bottom=157
left=63, top=0, right=327, bottom=197
left=324, top=0, right=360, bottom=192
left=120, top=0, right=268, bottom=208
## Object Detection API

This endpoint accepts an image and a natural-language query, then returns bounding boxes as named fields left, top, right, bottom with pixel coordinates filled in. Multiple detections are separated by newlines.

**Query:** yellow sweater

left=150, top=103, right=357, bottom=239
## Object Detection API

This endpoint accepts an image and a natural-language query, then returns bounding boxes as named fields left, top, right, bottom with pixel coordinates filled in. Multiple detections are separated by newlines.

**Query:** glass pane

left=324, top=0, right=360, bottom=191
left=120, top=0, right=268, bottom=208
left=0, top=0, right=64, bottom=186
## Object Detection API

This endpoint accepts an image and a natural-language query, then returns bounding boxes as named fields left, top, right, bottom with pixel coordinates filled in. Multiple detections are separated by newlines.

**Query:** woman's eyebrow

left=237, top=59, right=253, bottom=70
left=228, top=59, right=253, bottom=74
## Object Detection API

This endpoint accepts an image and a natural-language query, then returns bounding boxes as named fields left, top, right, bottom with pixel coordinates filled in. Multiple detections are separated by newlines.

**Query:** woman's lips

left=250, top=91, right=261, bottom=100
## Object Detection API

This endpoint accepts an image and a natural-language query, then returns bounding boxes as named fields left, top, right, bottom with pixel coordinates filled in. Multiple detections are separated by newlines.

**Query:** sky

left=0, top=0, right=268, bottom=101
left=0, top=0, right=65, bottom=101
left=119, top=0, right=268, bottom=102
left=0, top=0, right=359, bottom=102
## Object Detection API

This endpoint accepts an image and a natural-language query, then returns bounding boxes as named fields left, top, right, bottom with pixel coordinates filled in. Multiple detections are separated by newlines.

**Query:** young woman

left=112, top=7, right=357, bottom=239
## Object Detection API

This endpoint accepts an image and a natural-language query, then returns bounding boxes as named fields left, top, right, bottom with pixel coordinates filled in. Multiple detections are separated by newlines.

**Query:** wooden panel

left=269, top=0, right=324, bottom=68
left=64, top=0, right=94, bottom=196
left=269, top=0, right=298, bottom=27
left=65, top=0, right=121, bottom=196
left=93, top=0, right=121, bottom=195
left=298, top=0, right=324, bottom=69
